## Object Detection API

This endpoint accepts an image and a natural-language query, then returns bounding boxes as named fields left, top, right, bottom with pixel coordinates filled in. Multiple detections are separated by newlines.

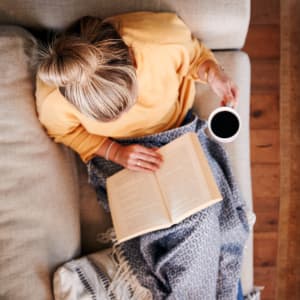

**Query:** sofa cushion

left=75, top=154, right=112, bottom=255
left=0, top=26, right=80, bottom=300
left=0, top=0, right=250, bottom=49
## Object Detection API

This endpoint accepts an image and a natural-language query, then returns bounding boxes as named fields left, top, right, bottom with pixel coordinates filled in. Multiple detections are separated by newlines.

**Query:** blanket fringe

left=108, top=242, right=153, bottom=300
left=97, top=228, right=153, bottom=300
left=97, top=227, right=117, bottom=244
left=244, top=286, right=263, bottom=300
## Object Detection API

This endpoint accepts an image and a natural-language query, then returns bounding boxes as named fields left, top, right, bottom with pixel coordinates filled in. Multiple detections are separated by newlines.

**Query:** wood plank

left=251, top=59, right=279, bottom=92
left=243, top=25, right=280, bottom=59
left=254, top=209, right=278, bottom=233
left=250, top=92, right=279, bottom=129
left=254, top=196, right=279, bottom=212
left=254, top=232, right=278, bottom=267
left=253, top=197, right=279, bottom=233
left=277, top=0, right=300, bottom=299
left=254, top=266, right=277, bottom=300
left=251, top=129, right=279, bottom=163
left=290, top=146, right=300, bottom=193
left=251, top=0, right=280, bottom=25
left=291, top=102, right=300, bottom=145
left=252, top=164, right=280, bottom=198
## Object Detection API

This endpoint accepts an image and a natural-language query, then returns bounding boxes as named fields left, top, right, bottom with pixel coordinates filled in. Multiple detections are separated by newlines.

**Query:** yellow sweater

left=35, top=12, right=217, bottom=162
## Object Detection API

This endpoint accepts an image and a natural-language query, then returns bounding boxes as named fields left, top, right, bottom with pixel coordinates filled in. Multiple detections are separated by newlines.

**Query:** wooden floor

left=277, top=1, right=300, bottom=299
left=242, top=1, right=280, bottom=299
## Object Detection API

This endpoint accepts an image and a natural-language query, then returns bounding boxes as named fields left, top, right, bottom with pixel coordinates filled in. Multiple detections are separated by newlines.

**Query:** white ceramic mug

left=207, top=106, right=241, bottom=143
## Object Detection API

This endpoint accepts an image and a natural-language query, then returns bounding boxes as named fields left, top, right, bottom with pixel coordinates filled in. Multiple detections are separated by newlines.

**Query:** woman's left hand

left=207, top=64, right=239, bottom=109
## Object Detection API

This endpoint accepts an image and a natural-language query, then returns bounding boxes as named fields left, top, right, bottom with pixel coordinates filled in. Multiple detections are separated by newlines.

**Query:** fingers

left=120, top=144, right=164, bottom=172
left=134, top=144, right=163, bottom=159
left=128, top=155, right=162, bottom=172
left=221, top=82, right=239, bottom=109
left=129, top=160, right=160, bottom=172
left=131, top=145, right=163, bottom=171
left=231, top=83, right=239, bottom=99
left=209, top=70, right=239, bottom=109
left=134, top=152, right=163, bottom=166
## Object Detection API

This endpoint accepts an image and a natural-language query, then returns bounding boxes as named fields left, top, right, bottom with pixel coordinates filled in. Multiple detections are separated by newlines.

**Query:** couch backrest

left=0, top=26, right=81, bottom=299
left=0, top=0, right=250, bottom=49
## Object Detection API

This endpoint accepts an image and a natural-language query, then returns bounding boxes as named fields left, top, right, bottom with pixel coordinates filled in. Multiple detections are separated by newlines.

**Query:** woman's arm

left=52, top=124, right=107, bottom=162
left=95, top=140, right=163, bottom=172
left=53, top=124, right=163, bottom=171
left=198, top=60, right=239, bottom=108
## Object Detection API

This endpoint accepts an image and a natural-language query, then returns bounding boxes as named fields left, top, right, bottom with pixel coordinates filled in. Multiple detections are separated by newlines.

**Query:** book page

left=156, top=133, right=222, bottom=223
left=107, top=171, right=170, bottom=243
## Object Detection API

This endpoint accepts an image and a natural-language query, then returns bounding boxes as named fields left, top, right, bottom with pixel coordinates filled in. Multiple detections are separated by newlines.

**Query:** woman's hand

left=112, top=144, right=163, bottom=172
left=208, top=64, right=239, bottom=108
left=198, top=60, right=239, bottom=108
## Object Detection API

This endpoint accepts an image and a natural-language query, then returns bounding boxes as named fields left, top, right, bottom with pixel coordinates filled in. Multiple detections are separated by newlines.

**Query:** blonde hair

left=37, top=17, right=137, bottom=122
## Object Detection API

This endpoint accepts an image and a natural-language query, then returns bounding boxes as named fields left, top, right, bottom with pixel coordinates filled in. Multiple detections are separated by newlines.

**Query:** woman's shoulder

left=105, top=11, right=192, bottom=45
left=35, top=76, right=80, bottom=134
left=35, top=76, right=56, bottom=110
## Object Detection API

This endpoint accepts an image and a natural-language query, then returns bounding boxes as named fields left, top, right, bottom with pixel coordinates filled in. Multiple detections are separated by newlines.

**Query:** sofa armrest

left=193, top=50, right=253, bottom=295
left=161, top=0, right=251, bottom=49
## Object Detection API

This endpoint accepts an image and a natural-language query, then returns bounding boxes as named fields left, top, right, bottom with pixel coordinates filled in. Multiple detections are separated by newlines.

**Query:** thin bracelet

left=105, top=141, right=115, bottom=161
left=204, top=71, right=209, bottom=82
left=112, top=144, right=121, bottom=162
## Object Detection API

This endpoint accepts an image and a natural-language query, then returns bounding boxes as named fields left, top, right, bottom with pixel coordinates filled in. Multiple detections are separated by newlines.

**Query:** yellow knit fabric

left=35, top=12, right=217, bottom=162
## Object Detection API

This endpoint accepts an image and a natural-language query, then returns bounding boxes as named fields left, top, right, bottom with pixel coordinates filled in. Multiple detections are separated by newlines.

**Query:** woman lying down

left=36, top=12, right=249, bottom=299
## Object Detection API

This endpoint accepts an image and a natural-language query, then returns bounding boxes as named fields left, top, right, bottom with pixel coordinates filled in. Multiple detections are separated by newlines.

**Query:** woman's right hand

left=112, top=144, right=163, bottom=172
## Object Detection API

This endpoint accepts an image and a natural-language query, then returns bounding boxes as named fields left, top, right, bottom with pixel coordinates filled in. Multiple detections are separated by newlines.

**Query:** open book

left=106, top=132, right=222, bottom=243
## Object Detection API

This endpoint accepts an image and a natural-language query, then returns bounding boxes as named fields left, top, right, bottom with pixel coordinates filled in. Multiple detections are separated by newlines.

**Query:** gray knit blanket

left=87, top=114, right=250, bottom=300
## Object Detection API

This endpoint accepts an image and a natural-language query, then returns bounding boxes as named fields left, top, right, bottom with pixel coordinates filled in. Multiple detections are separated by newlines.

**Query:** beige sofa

left=0, top=1, right=254, bottom=299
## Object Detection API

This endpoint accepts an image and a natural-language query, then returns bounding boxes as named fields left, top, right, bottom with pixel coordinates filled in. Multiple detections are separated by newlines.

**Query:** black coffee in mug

left=210, top=111, right=240, bottom=138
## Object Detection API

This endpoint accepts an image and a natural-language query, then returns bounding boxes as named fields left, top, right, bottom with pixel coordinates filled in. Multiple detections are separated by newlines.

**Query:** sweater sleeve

left=188, top=38, right=219, bottom=83
left=53, top=124, right=107, bottom=163
left=172, top=13, right=219, bottom=82
left=36, top=78, right=107, bottom=163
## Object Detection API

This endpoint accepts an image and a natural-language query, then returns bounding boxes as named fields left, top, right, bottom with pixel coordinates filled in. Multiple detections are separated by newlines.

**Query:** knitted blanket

left=87, top=114, right=250, bottom=300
